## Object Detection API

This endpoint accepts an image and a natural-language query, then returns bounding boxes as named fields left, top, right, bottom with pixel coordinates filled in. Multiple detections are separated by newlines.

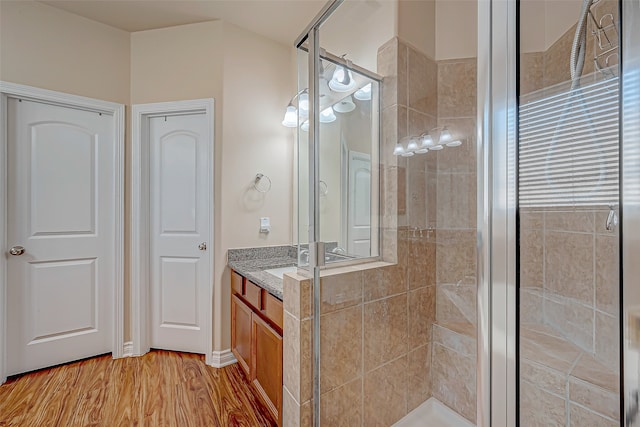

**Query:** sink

left=264, top=266, right=297, bottom=279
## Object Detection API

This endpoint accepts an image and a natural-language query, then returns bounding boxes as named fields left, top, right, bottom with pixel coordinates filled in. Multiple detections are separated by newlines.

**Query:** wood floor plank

left=0, top=350, right=276, bottom=427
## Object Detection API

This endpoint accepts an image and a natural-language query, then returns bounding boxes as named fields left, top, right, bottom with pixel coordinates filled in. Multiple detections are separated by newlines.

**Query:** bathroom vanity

left=228, top=246, right=297, bottom=426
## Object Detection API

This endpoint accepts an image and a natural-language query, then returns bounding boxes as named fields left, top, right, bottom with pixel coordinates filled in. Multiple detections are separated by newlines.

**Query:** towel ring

left=254, top=173, right=272, bottom=193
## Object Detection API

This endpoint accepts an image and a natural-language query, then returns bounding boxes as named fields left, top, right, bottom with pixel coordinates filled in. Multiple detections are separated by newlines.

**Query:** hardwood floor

left=0, top=350, right=276, bottom=427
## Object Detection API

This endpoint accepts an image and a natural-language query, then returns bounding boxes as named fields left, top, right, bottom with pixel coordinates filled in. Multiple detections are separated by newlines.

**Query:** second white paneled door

left=149, top=113, right=210, bottom=353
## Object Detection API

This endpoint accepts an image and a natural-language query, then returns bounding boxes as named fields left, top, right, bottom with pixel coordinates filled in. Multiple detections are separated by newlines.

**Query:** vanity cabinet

left=230, top=270, right=283, bottom=426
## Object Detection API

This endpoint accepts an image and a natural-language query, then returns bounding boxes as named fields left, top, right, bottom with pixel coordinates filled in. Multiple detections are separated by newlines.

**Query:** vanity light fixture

left=334, top=95, right=356, bottom=113
left=281, top=89, right=309, bottom=128
left=393, top=126, right=462, bottom=156
left=319, top=106, right=337, bottom=123
left=282, top=103, right=298, bottom=127
left=329, top=65, right=356, bottom=92
left=354, top=83, right=372, bottom=101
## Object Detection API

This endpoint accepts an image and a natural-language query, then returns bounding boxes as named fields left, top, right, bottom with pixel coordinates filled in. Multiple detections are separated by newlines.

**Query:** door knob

left=198, top=242, right=207, bottom=251
left=10, top=246, right=25, bottom=256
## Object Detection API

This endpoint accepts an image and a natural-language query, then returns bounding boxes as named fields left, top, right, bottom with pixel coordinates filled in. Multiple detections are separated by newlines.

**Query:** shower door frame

left=482, top=0, right=640, bottom=426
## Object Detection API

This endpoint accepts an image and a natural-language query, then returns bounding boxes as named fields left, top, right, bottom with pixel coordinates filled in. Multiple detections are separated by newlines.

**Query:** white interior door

left=150, top=113, right=210, bottom=353
left=347, top=150, right=371, bottom=257
left=6, top=98, right=115, bottom=375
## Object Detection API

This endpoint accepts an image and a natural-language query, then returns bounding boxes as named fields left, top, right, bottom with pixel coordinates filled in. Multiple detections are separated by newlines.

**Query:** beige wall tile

left=569, top=404, right=617, bottom=427
left=406, top=168, right=427, bottom=228
left=596, top=234, right=619, bottom=315
left=408, top=286, right=436, bottom=348
left=437, top=59, right=477, bottom=118
left=320, top=305, right=363, bottom=393
left=432, top=324, right=475, bottom=358
left=520, top=288, right=544, bottom=324
left=378, top=39, right=399, bottom=110
left=364, top=294, right=408, bottom=371
left=407, top=45, right=438, bottom=116
left=545, top=210, right=595, bottom=233
left=520, top=229, right=544, bottom=288
left=520, top=52, right=544, bottom=95
left=363, top=264, right=406, bottom=302
left=520, top=209, right=544, bottom=230
left=283, top=386, right=306, bottom=427
left=283, top=312, right=302, bottom=402
left=408, top=109, right=436, bottom=137
left=407, top=235, right=436, bottom=290
left=320, top=271, right=363, bottom=314
left=397, top=40, right=409, bottom=108
left=571, top=353, right=618, bottom=393
left=363, top=356, right=408, bottom=426
left=569, top=377, right=619, bottom=421
left=520, top=326, right=581, bottom=374
left=520, top=381, right=567, bottom=427
left=436, top=229, right=477, bottom=285
left=436, top=172, right=476, bottom=229
left=436, top=117, right=477, bottom=174
left=431, top=343, right=476, bottom=422
left=520, top=359, right=566, bottom=396
left=544, top=295, right=594, bottom=352
left=436, top=284, right=477, bottom=325
left=595, top=312, right=619, bottom=372
left=320, top=378, right=362, bottom=427
left=407, top=343, right=432, bottom=411
left=545, top=231, right=594, bottom=304
left=284, top=276, right=312, bottom=320
left=543, top=26, right=574, bottom=87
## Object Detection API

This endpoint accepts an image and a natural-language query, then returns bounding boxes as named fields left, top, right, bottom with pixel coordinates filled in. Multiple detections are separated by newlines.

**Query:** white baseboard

left=209, top=349, right=237, bottom=368
left=122, top=341, right=133, bottom=357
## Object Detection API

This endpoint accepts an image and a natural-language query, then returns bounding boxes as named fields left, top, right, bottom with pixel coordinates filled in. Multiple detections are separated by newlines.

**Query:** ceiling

left=40, top=0, right=327, bottom=46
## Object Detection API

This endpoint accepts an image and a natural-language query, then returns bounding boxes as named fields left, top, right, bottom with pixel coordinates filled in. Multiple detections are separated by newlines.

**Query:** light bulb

left=439, top=127, right=452, bottom=142
left=334, top=95, right=356, bottom=113
left=420, top=134, right=434, bottom=148
left=354, top=83, right=372, bottom=101
left=319, top=106, right=336, bottom=123
left=430, top=145, right=444, bottom=151
left=393, top=143, right=405, bottom=156
left=301, top=120, right=309, bottom=132
left=329, top=66, right=356, bottom=92
left=406, top=138, right=419, bottom=152
left=282, top=105, right=298, bottom=127
left=298, top=92, right=309, bottom=114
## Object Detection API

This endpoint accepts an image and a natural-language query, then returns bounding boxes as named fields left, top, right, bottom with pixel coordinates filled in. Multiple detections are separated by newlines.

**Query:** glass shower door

left=517, top=0, right=621, bottom=425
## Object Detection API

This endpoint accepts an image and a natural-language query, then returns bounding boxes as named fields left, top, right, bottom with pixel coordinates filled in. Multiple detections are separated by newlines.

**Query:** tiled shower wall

left=518, top=2, right=620, bottom=424
left=282, top=37, right=479, bottom=426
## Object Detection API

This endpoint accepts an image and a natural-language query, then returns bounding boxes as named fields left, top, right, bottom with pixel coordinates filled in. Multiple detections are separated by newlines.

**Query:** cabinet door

left=231, top=295, right=253, bottom=378
left=252, top=314, right=283, bottom=423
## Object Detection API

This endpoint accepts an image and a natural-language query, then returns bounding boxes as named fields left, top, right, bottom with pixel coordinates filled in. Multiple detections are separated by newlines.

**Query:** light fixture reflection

left=329, top=66, right=356, bottom=92
left=298, top=92, right=309, bottom=114
left=282, top=104, right=297, bottom=127
left=354, top=83, right=372, bottom=101
left=319, top=106, right=337, bottom=123
left=301, top=120, right=309, bottom=132
left=334, top=95, right=356, bottom=113
left=393, top=143, right=405, bottom=156
left=446, top=140, right=462, bottom=147
left=439, top=127, right=453, bottom=142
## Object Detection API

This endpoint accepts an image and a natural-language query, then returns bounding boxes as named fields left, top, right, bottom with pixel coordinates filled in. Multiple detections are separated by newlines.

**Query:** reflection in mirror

left=295, top=52, right=380, bottom=265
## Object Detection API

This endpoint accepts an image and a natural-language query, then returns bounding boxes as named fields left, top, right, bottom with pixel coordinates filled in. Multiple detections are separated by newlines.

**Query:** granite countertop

left=227, top=246, right=299, bottom=301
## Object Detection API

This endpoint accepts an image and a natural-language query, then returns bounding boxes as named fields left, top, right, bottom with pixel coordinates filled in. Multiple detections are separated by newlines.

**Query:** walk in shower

left=285, top=0, right=640, bottom=425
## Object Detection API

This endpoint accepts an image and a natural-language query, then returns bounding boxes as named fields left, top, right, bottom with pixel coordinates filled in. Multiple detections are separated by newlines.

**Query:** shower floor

left=393, top=398, right=475, bottom=427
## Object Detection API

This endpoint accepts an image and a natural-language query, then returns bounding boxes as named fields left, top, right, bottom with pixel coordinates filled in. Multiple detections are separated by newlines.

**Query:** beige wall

left=435, top=0, right=477, bottom=60
left=218, top=21, right=295, bottom=349
left=319, top=0, right=396, bottom=72
left=0, top=1, right=130, bottom=104
left=398, top=0, right=436, bottom=59
left=2, top=3, right=296, bottom=353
